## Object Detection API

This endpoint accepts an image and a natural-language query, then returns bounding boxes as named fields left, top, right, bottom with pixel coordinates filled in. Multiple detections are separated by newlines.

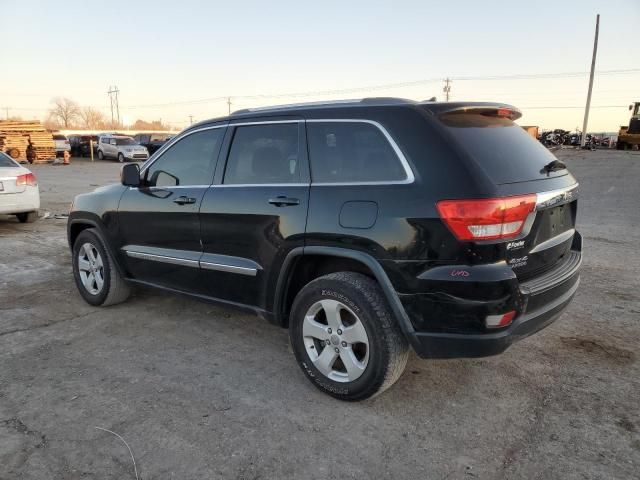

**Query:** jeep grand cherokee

left=68, top=98, right=581, bottom=400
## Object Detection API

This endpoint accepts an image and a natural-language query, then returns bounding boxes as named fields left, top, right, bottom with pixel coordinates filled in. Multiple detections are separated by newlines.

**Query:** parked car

left=53, top=134, right=71, bottom=157
left=0, top=152, right=40, bottom=222
left=133, top=133, right=173, bottom=155
left=68, top=98, right=582, bottom=400
left=68, top=135, right=99, bottom=157
left=97, top=135, right=149, bottom=162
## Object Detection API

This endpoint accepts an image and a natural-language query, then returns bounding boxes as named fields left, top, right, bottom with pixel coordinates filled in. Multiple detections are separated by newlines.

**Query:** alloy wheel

left=302, top=299, right=370, bottom=382
left=77, top=242, right=105, bottom=295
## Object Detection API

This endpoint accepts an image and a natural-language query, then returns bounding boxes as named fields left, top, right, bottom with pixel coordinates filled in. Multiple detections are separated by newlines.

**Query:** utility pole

left=189, top=115, right=194, bottom=125
left=443, top=78, right=452, bottom=102
left=227, top=97, right=232, bottom=115
left=580, top=14, right=600, bottom=148
left=107, top=85, right=120, bottom=126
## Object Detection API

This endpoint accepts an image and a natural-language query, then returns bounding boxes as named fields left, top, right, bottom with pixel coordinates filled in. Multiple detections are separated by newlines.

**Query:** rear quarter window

left=0, top=152, right=18, bottom=167
left=307, top=121, right=407, bottom=183
left=439, top=113, right=567, bottom=184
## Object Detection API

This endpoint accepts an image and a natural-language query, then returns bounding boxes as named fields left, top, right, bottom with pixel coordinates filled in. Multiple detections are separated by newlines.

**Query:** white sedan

left=0, top=152, right=40, bottom=223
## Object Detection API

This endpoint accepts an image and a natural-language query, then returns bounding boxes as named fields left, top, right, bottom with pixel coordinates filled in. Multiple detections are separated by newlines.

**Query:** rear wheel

left=16, top=211, right=38, bottom=223
left=98, top=150, right=104, bottom=160
left=289, top=272, right=408, bottom=401
left=72, top=228, right=131, bottom=306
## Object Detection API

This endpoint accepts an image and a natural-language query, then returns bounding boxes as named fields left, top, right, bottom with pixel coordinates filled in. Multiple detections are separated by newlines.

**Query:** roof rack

left=231, top=97, right=416, bottom=115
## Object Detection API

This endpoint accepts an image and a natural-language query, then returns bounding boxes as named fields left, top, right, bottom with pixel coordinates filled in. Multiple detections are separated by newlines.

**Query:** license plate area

left=535, top=201, right=576, bottom=242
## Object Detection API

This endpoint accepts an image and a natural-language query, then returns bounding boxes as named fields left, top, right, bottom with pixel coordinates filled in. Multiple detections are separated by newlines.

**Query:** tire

left=118, top=153, right=125, bottom=163
left=72, top=228, right=131, bottom=307
left=98, top=150, right=104, bottom=160
left=16, top=211, right=38, bottom=223
left=289, top=272, right=409, bottom=401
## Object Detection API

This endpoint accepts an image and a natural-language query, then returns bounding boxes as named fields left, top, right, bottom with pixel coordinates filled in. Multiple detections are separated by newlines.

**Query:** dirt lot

left=1, top=150, right=639, bottom=479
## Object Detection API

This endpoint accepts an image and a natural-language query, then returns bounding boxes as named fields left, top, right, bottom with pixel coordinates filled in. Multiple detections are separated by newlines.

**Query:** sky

left=2, top=0, right=639, bottom=132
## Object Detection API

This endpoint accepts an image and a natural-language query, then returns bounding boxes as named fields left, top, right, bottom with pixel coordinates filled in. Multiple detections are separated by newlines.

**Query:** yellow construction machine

left=616, top=102, right=640, bottom=150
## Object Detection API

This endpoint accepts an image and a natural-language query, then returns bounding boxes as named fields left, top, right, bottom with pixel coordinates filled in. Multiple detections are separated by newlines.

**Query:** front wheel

left=118, top=153, right=125, bottom=163
left=72, top=228, right=131, bottom=306
left=16, top=211, right=38, bottom=223
left=289, top=272, right=409, bottom=401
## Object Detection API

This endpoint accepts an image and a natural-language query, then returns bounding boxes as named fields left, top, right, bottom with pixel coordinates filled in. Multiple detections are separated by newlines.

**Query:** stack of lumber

left=0, top=121, right=55, bottom=163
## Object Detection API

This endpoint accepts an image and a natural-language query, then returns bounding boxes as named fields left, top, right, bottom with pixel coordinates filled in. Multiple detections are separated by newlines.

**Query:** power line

left=107, top=85, right=120, bottom=124
left=7, top=67, right=634, bottom=112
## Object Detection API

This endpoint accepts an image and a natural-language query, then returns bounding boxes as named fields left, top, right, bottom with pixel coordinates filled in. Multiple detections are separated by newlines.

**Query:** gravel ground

left=1, top=151, right=639, bottom=479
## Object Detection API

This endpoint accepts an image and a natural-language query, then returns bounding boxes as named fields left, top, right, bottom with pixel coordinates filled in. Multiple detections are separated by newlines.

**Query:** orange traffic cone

left=63, top=150, right=70, bottom=165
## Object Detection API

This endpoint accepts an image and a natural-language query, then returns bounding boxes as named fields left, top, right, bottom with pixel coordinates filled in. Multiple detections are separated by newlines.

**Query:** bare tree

left=79, top=107, right=106, bottom=129
left=48, top=97, right=80, bottom=128
left=132, top=119, right=171, bottom=131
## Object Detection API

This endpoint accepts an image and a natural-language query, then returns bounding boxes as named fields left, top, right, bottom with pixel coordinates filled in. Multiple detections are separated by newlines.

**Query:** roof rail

left=231, top=97, right=416, bottom=115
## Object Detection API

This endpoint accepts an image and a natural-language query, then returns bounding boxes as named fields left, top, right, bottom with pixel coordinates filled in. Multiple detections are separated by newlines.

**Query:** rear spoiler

left=421, top=102, right=522, bottom=121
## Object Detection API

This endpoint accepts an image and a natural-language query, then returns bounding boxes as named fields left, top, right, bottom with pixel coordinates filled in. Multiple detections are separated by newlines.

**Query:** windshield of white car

left=115, top=138, right=137, bottom=146
left=0, top=152, right=18, bottom=167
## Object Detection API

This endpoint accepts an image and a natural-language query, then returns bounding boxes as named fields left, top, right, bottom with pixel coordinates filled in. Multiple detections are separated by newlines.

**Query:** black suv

left=68, top=98, right=581, bottom=400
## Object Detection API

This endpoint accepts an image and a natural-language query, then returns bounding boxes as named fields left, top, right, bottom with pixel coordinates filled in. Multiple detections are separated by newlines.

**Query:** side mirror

left=121, top=163, right=141, bottom=187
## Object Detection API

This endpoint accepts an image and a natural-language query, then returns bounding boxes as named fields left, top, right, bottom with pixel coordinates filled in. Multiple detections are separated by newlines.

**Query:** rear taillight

left=16, top=173, right=37, bottom=187
left=436, top=194, right=536, bottom=241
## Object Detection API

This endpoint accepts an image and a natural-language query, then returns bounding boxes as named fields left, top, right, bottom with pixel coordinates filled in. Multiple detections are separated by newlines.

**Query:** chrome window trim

left=125, top=250, right=200, bottom=268
left=140, top=124, right=228, bottom=177
left=200, top=261, right=258, bottom=276
left=535, top=183, right=579, bottom=210
left=230, top=120, right=303, bottom=127
left=306, top=118, right=415, bottom=186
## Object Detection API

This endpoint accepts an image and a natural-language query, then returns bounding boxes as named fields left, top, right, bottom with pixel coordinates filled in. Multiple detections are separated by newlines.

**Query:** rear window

left=439, top=113, right=567, bottom=184
left=0, top=152, right=18, bottom=167
left=150, top=134, right=171, bottom=141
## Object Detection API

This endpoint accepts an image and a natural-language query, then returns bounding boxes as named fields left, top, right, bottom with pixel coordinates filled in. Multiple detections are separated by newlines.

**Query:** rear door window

left=438, top=113, right=568, bottom=184
left=306, top=121, right=407, bottom=183
left=223, top=123, right=300, bottom=184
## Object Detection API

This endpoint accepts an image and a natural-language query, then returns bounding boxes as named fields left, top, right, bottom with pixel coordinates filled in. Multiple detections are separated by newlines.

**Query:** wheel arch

left=68, top=217, right=127, bottom=277
left=274, top=246, right=417, bottom=347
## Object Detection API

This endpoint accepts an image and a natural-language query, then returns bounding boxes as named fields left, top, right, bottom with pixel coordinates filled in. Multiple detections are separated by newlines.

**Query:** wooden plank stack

left=0, top=120, right=56, bottom=163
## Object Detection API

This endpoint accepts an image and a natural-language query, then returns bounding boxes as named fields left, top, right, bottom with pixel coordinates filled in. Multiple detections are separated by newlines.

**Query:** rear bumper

left=410, top=276, right=579, bottom=358
left=400, top=232, right=582, bottom=359
left=0, top=188, right=40, bottom=214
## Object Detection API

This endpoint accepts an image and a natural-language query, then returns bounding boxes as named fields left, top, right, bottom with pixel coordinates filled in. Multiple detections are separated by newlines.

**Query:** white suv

left=97, top=135, right=149, bottom=162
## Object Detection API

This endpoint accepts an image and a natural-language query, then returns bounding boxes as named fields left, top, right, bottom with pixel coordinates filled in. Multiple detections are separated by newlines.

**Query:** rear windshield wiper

left=541, top=159, right=566, bottom=174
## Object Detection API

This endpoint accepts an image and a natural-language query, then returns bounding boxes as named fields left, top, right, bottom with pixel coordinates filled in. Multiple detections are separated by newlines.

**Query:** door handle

left=173, top=196, right=197, bottom=205
left=268, top=196, right=300, bottom=207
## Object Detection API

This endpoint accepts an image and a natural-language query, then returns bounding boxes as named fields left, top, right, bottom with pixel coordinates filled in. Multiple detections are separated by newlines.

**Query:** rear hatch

left=431, top=104, right=578, bottom=280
